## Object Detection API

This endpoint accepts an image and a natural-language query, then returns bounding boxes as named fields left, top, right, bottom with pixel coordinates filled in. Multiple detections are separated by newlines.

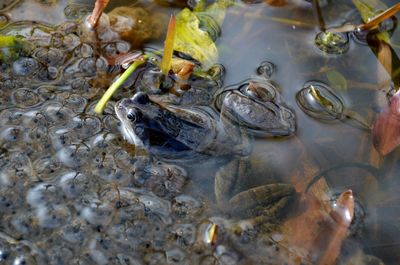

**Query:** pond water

left=0, top=0, right=400, bottom=264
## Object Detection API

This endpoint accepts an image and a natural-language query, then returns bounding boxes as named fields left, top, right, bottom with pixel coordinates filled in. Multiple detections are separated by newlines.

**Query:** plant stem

left=94, top=57, right=147, bottom=114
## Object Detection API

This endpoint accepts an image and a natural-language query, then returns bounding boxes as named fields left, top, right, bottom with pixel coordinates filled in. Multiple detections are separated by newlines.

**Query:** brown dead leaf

left=281, top=190, right=355, bottom=265
left=372, top=90, right=400, bottom=155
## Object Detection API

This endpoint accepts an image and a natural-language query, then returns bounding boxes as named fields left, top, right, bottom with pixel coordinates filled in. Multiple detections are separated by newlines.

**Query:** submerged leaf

left=281, top=190, right=355, bottom=265
left=315, top=190, right=354, bottom=265
left=326, top=70, right=347, bottom=91
left=372, top=90, right=400, bottom=155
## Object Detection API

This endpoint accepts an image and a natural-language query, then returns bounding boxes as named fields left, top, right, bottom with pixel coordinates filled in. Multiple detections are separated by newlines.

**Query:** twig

left=328, top=3, right=400, bottom=33
left=87, top=0, right=110, bottom=29
left=360, top=3, right=400, bottom=31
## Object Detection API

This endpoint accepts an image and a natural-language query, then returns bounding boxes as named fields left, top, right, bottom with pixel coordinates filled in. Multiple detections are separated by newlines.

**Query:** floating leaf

left=326, top=70, right=348, bottom=91
left=174, top=8, right=218, bottom=70
left=174, top=0, right=231, bottom=69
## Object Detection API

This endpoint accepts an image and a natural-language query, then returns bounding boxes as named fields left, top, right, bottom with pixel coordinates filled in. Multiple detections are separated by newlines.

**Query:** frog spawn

left=0, top=15, right=231, bottom=265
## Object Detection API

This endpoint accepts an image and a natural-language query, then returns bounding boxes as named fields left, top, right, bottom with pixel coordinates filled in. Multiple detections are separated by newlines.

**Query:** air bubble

left=256, top=61, right=275, bottom=79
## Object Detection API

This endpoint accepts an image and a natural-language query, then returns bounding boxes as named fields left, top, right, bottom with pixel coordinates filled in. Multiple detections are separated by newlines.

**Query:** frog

left=115, top=73, right=298, bottom=230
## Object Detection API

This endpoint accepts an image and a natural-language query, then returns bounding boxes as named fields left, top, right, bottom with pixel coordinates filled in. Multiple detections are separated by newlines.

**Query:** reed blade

left=161, top=15, right=177, bottom=75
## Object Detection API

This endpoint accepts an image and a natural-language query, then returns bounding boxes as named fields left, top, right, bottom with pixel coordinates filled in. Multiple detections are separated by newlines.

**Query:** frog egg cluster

left=0, top=19, right=252, bottom=265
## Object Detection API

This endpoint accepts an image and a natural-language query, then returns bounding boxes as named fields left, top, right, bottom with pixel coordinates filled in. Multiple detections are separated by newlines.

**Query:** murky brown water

left=0, top=0, right=400, bottom=264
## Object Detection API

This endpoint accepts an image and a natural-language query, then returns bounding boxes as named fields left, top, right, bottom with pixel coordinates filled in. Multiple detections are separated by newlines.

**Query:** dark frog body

left=214, top=78, right=296, bottom=137
left=115, top=73, right=297, bottom=227
left=115, top=92, right=247, bottom=158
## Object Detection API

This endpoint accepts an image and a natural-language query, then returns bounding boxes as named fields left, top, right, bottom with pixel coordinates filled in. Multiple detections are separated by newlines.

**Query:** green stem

left=94, top=57, right=147, bottom=114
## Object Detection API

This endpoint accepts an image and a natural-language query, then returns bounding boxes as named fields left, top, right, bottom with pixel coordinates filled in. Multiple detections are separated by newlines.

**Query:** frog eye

left=127, top=112, right=136, bottom=121
left=240, top=82, right=276, bottom=102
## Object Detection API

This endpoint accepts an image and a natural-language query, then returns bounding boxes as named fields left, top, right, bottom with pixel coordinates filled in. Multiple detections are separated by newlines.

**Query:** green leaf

left=326, top=70, right=348, bottom=91
left=174, top=0, right=232, bottom=69
left=174, top=8, right=218, bottom=70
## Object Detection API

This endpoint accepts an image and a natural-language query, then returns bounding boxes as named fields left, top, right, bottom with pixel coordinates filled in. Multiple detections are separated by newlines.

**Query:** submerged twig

left=228, top=9, right=314, bottom=28
left=161, top=15, right=177, bottom=75
left=87, top=0, right=110, bottom=29
left=94, top=56, right=147, bottom=114
left=311, top=0, right=326, bottom=31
